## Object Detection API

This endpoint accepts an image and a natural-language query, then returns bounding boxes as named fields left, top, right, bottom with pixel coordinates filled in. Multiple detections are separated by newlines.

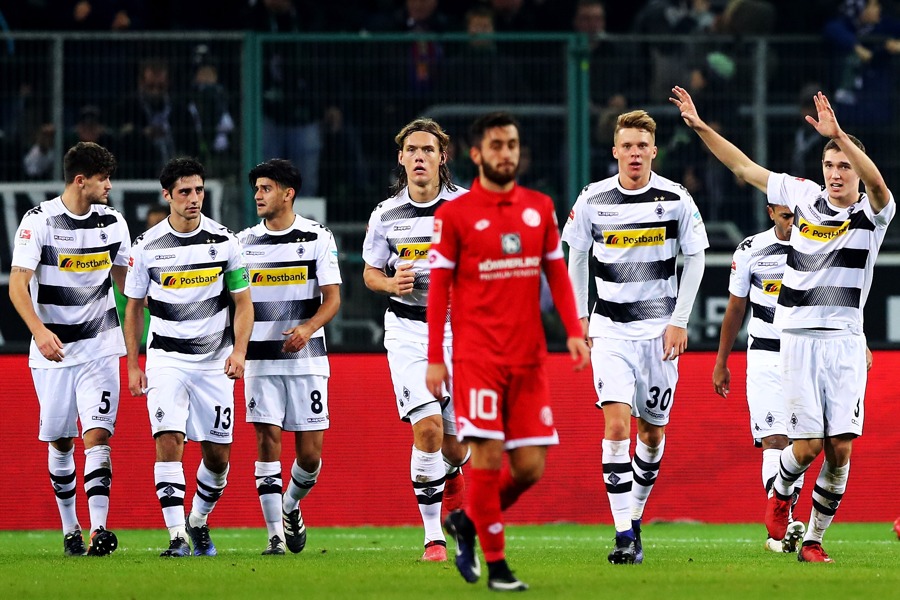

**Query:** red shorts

left=452, top=360, right=559, bottom=449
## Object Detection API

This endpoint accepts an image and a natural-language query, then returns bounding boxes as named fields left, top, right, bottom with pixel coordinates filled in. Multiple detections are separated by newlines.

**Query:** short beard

left=481, top=160, right=517, bottom=187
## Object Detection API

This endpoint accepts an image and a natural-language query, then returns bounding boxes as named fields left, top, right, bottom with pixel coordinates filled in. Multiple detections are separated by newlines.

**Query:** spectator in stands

left=824, top=0, right=900, bottom=175
left=186, top=44, right=236, bottom=177
left=438, top=6, right=530, bottom=104
left=22, top=123, right=55, bottom=180
left=59, top=0, right=145, bottom=30
left=248, top=0, right=332, bottom=196
left=489, top=0, right=538, bottom=32
left=114, top=58, right=189, bottom=178
left=573, top=0, right=641, bottom=108
left=68, top=104, right=117, bottom=151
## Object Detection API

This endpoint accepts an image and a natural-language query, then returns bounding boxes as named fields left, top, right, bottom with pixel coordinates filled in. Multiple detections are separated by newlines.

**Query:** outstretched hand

left=804, top=91, right=841, bottom=140
left=669, top=86, right=703, bottom=130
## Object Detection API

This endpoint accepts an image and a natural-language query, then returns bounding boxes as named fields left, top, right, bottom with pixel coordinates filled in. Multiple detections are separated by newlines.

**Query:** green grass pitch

left=1, top=523, right=898, bottom=599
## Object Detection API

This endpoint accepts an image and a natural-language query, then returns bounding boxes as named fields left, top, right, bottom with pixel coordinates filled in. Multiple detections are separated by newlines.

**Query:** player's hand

left=392, top=262, right=416, bottom=296
left=224, top=352, right=245, bottom=380
left=566, top=336, right=591, bottom=371
left=35, top=327, right=65, bottom=362
left=580, top=316, right=593, bottom=349
left=866, top=346, right=873, bottom=371
left=670, top=86, right=703, bottom=130
left=426, top=362, right=450, bottom=400
left=805, top=91, right=841, bottom=140
left=128, top=366, right=147, bottom=397
left=282, top=324, right=313, bottom=353
left=712, top=364, right=731, bottom=398
left=662, top=325, right=687, bottom=361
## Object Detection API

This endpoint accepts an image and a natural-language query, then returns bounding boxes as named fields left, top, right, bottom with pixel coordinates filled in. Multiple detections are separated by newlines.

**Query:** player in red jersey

left=426, top=112, right=590, bottom=591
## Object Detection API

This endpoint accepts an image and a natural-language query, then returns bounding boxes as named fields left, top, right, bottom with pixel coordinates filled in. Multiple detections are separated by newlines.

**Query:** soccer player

left=239, top=159, right=342, bottom=555
left=713, top=203, right=808, bottom=553
left=426, top=112, right=590, bottom=590
left=562, top=110, right=709, bottom=565
left=10, top=142, right=129, bottom=557
left=123, top=157, right=253, bottom=557
left=672, top=86, right=894, bottom=562
left=362, top=118, right=470, bottom=562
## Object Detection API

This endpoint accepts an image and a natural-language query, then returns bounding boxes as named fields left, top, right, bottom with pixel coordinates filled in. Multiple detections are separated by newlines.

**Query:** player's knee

left=441, top=439, right=468, bottom=466
left=512, top=462, right=544, bottom=486
left=83, top=428, right=111, bottom=447
left=412, top=418, right=443, bottom=452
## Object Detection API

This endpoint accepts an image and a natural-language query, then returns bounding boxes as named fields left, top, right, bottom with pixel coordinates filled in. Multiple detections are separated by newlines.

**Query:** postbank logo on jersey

left=603, top=227, right=666, bottom=247
left=396, top=242, right=431, bottom=261
left=161, top=267, right=222, bottom=289
left=58, top=251, right=111, bottom=272
left=797, top=217, right=849, bottom=242
left=249, top=266, right=308, bottom=286
left=762, top=279, right=781, bottom=295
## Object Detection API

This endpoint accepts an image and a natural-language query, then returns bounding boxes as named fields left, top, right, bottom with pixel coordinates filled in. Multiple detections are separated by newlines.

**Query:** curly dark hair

left=63, top=142, right=117, bottom=184
left=159, top=157, right=205, bottom=193
left=248, top=158, right=303, bottom=196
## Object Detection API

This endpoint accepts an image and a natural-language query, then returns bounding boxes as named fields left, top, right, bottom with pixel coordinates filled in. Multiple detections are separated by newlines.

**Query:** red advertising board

left=0, top=352, right=896, bottom=530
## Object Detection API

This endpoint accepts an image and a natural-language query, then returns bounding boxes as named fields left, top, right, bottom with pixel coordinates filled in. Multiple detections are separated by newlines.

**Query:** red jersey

left=427, top=178, right=573, bottom=366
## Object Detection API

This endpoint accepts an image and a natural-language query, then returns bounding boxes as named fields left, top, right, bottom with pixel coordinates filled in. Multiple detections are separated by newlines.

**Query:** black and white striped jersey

left=12, top=197, right=131, bottom=368
left=562, top=172, right=709, bottom=339
left=238, top=214, right=342, bottom=377
left=362, top=184, right=467, bottom=344
left=767, top=173, right=895, bottom=333
left=728, top=227, right=789, bottom=352
left=124, top=214, right=249, bottom=369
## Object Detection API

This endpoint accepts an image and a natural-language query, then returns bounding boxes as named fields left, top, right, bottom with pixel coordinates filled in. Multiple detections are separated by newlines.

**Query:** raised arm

left=805, top=91, right=891, bottom=212
left=670, top=86, right=771, bottom=194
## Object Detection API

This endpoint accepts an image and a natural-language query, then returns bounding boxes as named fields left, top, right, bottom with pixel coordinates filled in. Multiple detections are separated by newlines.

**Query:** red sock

left=499, top=465, right=534, bottom=511
left=469, top=468, right=504, bottom=563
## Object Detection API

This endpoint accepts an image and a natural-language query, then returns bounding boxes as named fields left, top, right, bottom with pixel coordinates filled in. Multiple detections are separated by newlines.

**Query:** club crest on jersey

left=58, top=251, right=111, bottom=272
left=250, top=266, right=308, bottom=286
left=603, top=227, right=666, bottom=247
left=397, top=242, right=430, bottom=261
left=99, top=230, right=108, bottom=243
left=208, top=245, right=218, bottom=258
left=655, top=203, right=665, bottom=218
left=797, top=216, right=849, bottom=241
left=762, top=280, right=781, bottom=295
left=522, top=207, right=541, bottom=227
left=161, top=267, right=222, bottom=289
left=501, top=233, right=521, bottom=255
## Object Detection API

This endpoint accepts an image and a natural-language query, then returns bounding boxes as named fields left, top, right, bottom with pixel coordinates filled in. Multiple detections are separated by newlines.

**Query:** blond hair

left=614, top=110, right=657, bottom=143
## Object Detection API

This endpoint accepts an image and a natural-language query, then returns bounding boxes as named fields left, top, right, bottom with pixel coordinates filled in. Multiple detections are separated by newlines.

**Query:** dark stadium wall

left=1, top=352, right=897, bottom=530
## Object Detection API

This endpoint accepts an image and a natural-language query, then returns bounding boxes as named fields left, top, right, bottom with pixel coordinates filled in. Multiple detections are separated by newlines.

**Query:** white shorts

left=384, top=337, right=456, bottom=435
left=146, top=366, right=235, bottom=444
left=590, top=336, right=679, bottom=427
left=33, top=355, right=120, bottom=441
left=781, top=329, right=866, bottom=439
left=245, top=374, right=330, bottom=431
left=746, top=349, right=788, bottom=443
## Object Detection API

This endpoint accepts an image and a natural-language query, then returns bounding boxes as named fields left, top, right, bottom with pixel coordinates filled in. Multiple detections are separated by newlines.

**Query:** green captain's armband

left=225, top=267, right=250, bottom=292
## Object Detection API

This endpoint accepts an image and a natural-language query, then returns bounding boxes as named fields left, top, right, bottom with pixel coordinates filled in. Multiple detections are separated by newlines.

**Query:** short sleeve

left=11, top=211, right=43, bottom=271
left=317, top=229, right=343, bottom=286
left=767, top=172, right=820, bottom=212
left=560, top=191, right=593, bottom=252
left=112, top=213, right=131, bottom=267
left=361, top=207, right=389, bottom=268
left=678, top=194, right=710, bottom=256
left=727, top=240, right=752, bottom=298
left=123, top=241, right=149, bottom=298
left=224, top=235, right=249, bottom=293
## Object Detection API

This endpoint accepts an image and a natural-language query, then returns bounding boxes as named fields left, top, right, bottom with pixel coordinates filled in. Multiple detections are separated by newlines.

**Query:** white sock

left=84, top=445, right=112, bottom=532
left=805, top=461, right=849, bottom=544
left=154, top=461, right=186, bottom=540
left=773, top=445, right=808, bottom=498
left=255, top=461, right=285, bottom=539
left=411, top=446, right=446, bottom=545
left=49, top=446, right=79, bottom=534
left=602, top=439, right=632, bottom=532
left=762, top=448, right=781, bottom=494
left=631, top=436, right=665, bottom=521
left=190, top=461, right=229, bottom=526
left=283, top=459, right=321, bottom=513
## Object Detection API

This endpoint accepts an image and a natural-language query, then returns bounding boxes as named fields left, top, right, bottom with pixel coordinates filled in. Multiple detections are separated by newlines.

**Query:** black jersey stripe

left=380, top=199, right=447, bottom=221
left=37, top=280, right=111, bottom=307
left=750, top=243, right=791, bottom=258
left=749, top=336, right=780, bottom=352
left=593, top=296, right=676, bottom=323
left=585, top=187, right=683, bottom=205
left=148, top=293, right=229, bottom=322
left=143, top=230, right=231, bottom=250
left=777, top=285, right=861, bottom=309
left=241, top=231, right=320, bottom=245
left=787, top=247, right=869, bottom=272
left=46, top=307, right=119, bottom=344
left=40, top=242, right=122, bottom=266
left=590, top=255, right=675, bottom=284
left=388, top=298, right=427, bottom=322
left=150, top=328, right=233, bottom=355
left=750, top=301, right=775, bottom=324
left=246, top=337, right=327, bottom=361
left=47, top=213, right=119, bottom=230
left=253, top=298, right=322, bottom=322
